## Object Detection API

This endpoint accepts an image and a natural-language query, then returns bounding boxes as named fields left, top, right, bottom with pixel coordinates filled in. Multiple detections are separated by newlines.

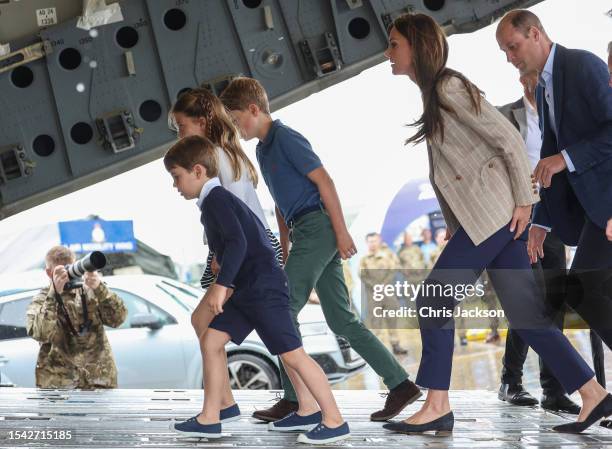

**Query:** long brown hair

left=170, top=88, right=259, bottom=186
left=392, top=13, right=482, bottom=145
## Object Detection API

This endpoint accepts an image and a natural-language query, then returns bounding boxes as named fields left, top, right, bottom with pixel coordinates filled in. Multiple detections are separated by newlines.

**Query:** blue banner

left=59, top=220, right=136, bottom=254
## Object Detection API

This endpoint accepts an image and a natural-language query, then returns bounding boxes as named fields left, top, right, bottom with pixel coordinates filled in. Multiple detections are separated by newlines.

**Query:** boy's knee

left=202, top=332, right=226, bottom=353
left=191, top=313, right=201, bottom=331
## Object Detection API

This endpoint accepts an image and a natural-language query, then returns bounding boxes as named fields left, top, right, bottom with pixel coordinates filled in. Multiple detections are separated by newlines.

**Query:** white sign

left=36, top=7, right=58, bottom=27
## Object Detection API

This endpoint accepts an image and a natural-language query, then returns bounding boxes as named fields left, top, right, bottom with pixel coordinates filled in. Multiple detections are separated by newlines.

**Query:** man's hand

left=533, top=154, right=567, bottom=188
left=606, top=218, right=612, bottom=242
left=205, top=284, right=229, bottom=315
left=336, top=230, right=357, bottom=260
left=509, top=205, right=532, bottom=240
left=52, top=266, right=70, bottom=293
left=528, top=226, right=547, bottom=263
left=83, top=271, right=101, bottom=291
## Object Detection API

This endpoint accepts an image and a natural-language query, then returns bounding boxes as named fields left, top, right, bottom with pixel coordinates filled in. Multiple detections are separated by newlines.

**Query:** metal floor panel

left=1, top=388, right=611, bottom=448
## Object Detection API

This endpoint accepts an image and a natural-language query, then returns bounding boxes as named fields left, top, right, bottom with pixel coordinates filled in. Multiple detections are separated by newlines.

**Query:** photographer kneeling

left=25, top=246, right=127, bottom=389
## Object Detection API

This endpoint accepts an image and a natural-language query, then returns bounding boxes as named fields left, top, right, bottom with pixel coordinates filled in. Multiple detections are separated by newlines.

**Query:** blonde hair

left=45, top=246, right=75, bottom=269
left=219, top=77, right=271, bottom=115
left=170, top=88, right=258, bottom=186
left=164, top=135, right=219, bottom=178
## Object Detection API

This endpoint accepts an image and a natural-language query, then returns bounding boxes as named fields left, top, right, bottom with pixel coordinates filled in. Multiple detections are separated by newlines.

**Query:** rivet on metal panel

left=263, top=5, right=274, bottom=30
left=125, top=51, right=136, bottom=76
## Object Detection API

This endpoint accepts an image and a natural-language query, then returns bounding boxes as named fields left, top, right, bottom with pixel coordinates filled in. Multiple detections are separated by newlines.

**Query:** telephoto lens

left=64, top=251, right=107, bottom=289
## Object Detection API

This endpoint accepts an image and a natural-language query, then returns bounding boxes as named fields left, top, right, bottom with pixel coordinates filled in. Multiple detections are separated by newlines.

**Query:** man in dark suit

left=496, top=9, right=612, bottom=362
left=496, top=71, right=580, bottom=414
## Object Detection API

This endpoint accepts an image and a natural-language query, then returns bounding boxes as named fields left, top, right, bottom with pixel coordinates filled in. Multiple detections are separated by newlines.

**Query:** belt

left=287, top=204, right=323, bottom=228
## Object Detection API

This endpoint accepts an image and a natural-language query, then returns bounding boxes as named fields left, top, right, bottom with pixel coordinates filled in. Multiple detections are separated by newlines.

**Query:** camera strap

left=52, top=282, right=91, bottom=337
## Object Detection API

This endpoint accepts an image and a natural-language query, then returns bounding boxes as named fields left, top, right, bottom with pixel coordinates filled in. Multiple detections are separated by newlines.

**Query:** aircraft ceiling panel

left=39, top=0, right=173, bottom=178
left=225, top=0, right=306, bottom=99
left=0, top=0, right=542, bottom=220
left=0, top=37, right=71, bottom=205
left=144, top=0, right=248, bottom=101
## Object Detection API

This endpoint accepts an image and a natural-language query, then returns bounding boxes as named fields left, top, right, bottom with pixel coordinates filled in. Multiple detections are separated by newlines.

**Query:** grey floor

left=1, top=388, right=612, bottom=448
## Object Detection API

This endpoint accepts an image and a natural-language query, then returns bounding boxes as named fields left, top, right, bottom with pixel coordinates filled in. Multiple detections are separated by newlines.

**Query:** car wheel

left=226, top=353, right=280, bottom=390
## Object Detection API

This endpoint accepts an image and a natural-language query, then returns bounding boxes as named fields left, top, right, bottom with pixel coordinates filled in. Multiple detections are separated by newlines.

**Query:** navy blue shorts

left=208, top=277, right=302, bottom=356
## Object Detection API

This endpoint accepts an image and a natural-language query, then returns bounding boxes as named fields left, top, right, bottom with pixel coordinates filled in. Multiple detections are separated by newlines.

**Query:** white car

left=0, top=275, right=365, bottom=389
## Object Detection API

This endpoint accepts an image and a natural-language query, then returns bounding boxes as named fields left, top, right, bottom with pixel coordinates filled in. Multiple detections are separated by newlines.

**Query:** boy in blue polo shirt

left=164, top=135, right=349, bottom=444
left=221, top=77, right=421, bottom=424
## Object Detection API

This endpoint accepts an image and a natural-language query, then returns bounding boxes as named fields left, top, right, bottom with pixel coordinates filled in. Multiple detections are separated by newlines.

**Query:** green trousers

left=280, top=210, right=408, bottom=402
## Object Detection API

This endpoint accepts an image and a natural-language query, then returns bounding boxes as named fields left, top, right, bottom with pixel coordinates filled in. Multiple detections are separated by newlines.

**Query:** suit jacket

left=200, top=186, right=283, bottom=291
left=534, top=44, right=612, bottom=245
left=498, top=98, right=527, bottom=141
left=428, top=76, right=539, bottom=246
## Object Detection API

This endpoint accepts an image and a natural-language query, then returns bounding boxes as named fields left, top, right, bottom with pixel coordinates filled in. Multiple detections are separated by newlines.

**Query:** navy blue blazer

left=534, top=44, right=612, bottom=246
left=200, top=186, right=283, bottom=290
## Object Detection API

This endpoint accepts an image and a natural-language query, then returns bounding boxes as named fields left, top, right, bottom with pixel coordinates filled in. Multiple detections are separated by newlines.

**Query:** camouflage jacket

left=397, top=245, right=427, bottom=272
left=25, top=282, right=127, bottom=389
left=428, top=244, right=446, bottom=268
left=359, top=245, right=400, bottom=288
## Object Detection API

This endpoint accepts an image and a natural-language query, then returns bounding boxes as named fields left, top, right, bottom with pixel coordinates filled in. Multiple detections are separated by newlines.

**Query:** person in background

left=397, top=231, right=426, bottom=272
left=419, top=228, right=437, bottom=264
left=25, top=246, right=127, bottom=389
left=359, top=232, right=409, bottom=355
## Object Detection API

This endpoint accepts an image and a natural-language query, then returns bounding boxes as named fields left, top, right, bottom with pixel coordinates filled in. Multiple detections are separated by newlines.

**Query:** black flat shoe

left=383, top=411, right=454, bottom=435
left=541, top=393, right=581, bottom=415
left=553, top=393, right=612, bottom=433
left=498, top=383, right=538, bottom=406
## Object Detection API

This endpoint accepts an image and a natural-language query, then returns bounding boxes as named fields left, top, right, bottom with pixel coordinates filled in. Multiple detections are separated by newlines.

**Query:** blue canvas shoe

left=220, top=404, right=241, bottom=423
left=296, top=421, right=350, bottom=444
left=268, top=411, right=322, bottom=432
left=172, top=417, right=222, bottom=438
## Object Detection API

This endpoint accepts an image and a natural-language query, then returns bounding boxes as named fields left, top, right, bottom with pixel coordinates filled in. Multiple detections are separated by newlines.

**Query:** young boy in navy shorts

left=163, top=135, right=350, bottom=444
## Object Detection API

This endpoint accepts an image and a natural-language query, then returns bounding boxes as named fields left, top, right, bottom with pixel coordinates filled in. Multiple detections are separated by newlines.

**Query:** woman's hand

left=510, top=205, right=532, bottom=240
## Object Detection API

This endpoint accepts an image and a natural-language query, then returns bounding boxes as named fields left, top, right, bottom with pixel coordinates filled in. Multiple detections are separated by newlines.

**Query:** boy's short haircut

left=220, top=77, right=271, bottom=114
left=46, top=246, right=75, bottom=269
left=163, top=135, right=219, bottom=177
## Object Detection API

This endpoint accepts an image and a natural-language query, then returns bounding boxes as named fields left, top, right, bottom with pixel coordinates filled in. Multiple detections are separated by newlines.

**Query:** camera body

left=64, top=251, right=107, bottom=290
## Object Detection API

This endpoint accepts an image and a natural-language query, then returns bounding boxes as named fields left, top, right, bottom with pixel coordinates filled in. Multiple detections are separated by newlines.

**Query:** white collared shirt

left=539, top=43, right=575, bottom=172
left=196, top=177, right=221, bottom=210
left=523, top=96, right=542, bottom=171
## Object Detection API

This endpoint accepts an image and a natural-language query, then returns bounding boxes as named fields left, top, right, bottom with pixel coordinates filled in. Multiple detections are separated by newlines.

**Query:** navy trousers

left=415, top=224, right=594, bottom=393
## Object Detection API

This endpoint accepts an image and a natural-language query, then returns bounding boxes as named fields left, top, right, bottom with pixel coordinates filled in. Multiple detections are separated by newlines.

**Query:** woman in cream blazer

left=380, top=12, right=609, bottom=436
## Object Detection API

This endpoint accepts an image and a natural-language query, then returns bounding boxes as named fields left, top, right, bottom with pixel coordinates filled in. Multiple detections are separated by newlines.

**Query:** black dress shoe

left=498, top=383, right=538, bottom=406
left=541, top=393, right=581, bottom=415
left=383, top=411, right=454, bottom=435
left=553, top=393, right=612, bottom=433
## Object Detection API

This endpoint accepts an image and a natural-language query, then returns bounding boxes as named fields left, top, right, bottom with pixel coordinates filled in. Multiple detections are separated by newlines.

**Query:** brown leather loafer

left=252, top=398, right=299, bottom=422
left=370, top=379, right=422, bottom=421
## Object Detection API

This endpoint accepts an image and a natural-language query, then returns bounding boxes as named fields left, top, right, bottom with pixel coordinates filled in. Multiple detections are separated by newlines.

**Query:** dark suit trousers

left=566, top=218, right=612, bottom=348
left=501, top=231, right=567, bottom=395
left=415, top=224, right=594, bottom=393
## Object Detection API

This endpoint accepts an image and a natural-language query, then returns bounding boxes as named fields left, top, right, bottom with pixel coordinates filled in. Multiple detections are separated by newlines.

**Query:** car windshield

left=154, top=279, right=201, bottom=312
